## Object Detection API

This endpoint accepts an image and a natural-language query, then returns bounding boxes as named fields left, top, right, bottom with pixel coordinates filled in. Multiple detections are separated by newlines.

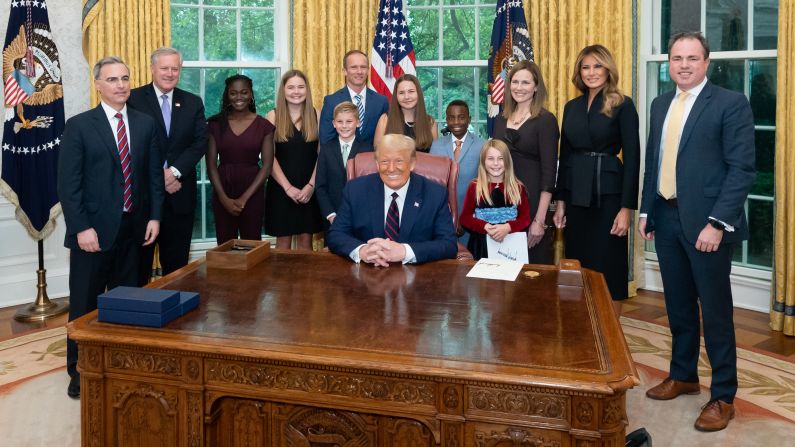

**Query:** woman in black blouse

left=553, top=45, right=640, bottom=313
left=374, top=74, right=437, bottom=152
left=493, top=60, right=560, bottom=264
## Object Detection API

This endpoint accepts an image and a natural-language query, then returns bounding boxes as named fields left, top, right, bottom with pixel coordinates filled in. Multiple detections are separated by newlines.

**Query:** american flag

left=487, top=0, right=533, bottom=136
left=370, top=0, right=416, bottom=100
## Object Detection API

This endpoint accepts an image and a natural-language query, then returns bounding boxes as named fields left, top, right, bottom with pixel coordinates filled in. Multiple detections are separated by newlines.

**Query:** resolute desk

left=69, top=250, right=637, bottom=446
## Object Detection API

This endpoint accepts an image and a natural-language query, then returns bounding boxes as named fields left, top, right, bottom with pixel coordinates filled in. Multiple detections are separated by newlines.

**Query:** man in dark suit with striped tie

left=319, top=50, right=389, bottom=148
left=58, top=57, right=164, bottom=399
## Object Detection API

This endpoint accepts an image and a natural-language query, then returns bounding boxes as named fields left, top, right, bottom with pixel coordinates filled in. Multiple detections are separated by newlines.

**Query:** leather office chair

left=346, top=151, right=473, bottom=261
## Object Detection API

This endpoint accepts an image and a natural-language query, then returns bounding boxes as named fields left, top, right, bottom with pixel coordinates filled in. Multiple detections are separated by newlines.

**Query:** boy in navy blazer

left=316, top=102, right=372, bottom=228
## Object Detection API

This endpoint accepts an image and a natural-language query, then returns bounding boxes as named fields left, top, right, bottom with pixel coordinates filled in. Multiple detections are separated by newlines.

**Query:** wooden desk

left=69, top=251, right=637, bottom=446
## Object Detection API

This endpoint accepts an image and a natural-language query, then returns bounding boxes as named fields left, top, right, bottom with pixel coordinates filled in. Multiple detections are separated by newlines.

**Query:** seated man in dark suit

left=319, top=50, right=389, bottom=147
left=316, top=102, right=372, bottom=229
left=327, top=134, right=458, bottom=266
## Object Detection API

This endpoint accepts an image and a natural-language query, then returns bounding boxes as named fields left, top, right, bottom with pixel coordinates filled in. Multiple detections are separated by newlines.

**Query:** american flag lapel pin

left=414, top=201, right=419, bottom=207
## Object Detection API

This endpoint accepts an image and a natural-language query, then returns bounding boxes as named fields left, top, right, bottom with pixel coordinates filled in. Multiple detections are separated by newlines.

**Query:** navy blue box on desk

left=98, top=287, right=200, bottom=328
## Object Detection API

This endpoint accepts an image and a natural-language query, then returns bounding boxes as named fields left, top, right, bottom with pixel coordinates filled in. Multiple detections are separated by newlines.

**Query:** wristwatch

left=708, top=218, right=725, bottom=231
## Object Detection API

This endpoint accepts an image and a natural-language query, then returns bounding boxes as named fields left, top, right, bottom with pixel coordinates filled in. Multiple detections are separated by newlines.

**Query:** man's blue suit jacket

left=430, top=131, right=485, bottom=216
left=316, top=138, right=372, bottom=219
left=639, top=81, right=755, bottom=244
left=326, top=172, right=458, bottom=263
left=319, top=87, right=389, bottom=146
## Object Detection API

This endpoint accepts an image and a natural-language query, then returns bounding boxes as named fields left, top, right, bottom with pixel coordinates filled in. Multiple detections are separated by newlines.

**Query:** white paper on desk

left=466, top=258, right=525, bottom=281
left=486, top=232, right=529, bottom=263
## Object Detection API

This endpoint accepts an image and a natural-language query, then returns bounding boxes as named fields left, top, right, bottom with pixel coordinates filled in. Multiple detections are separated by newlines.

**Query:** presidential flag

left=0, top=0, right=64, bottom=240
left=487, top=0, right=533, bottom=136
left=370, top=0, right=416, bottom=100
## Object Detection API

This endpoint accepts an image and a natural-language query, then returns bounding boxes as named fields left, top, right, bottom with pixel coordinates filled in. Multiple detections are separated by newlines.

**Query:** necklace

left=512, top=110, right=530, bottom=125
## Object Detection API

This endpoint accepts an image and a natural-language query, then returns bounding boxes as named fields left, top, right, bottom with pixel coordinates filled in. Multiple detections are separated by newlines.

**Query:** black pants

left=67, top=213, right=139, bottom=379
left=138, top=199, right=194, bottom=285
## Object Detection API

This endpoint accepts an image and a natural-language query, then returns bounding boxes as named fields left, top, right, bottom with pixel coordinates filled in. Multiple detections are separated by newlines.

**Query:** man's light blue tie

left=354, top=94, right=365, bottom=133
left=161, top=94, right=171, bottom=136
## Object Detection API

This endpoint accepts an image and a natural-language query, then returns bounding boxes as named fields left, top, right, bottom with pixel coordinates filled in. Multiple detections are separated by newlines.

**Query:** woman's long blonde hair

left=274, top=70, right=318, bottom=142
left=385, top=74, right=434, bottom=149
left=502, top=60, right=548, bottom=120
left=571, top=44, right=625, bottom=117
left=476, top=139, right=523, bottom=206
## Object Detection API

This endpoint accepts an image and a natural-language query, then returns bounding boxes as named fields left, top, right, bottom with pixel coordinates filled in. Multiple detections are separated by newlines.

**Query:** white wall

left=0, top=0, right=88, bottom=307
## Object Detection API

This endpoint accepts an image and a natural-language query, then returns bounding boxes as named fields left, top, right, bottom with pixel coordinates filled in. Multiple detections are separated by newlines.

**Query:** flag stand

left=14, top=240, right=68, bottom=322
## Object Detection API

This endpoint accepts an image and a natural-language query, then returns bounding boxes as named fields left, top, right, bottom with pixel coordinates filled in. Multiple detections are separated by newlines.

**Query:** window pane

left=747, top=199, right=773, bottom=267
left=171, top=7, right=199, bottom=61
left=408, top=9, right=439, bottom=60
left=708, top=60, right=744, bottom=93
left=442, top=67, right=475, bottom=120
left=443, top=8, right=476, bottom=60
left=240, top=68, right=279, bottom=114
left=204, top=182, right=217, bottom=241
left=445, top=0, right=475, bottom=5
left=417, top=67, right=440, bottom=120
left=478, top=66, right=488, bottom=129
left=706, top=0, right=747, bottom=51
left=660, top=0, right=700, bottom=53
left=172, top=0, right=199, bottom=4
left=754, top=0, right=778, bottom=50
left=645, top=62, right=676, bottom=116
left=204, top=8, right=237, bottom=61
left=242, top=10, right=275, bottom=61
left=178, top=68, right=201, bottom=97
left=204, top=68, right=240, bottom=117
left=407, top=0, right=440, bottom=5
left=204, top=0, right=235, bottom=5
left=479, top=6, right=494, bottom=61
left=242, top=0, right=274, bottom=6
left=752, top=130, right=774, bottom=197
left=749, top=59, right=776, bottom=126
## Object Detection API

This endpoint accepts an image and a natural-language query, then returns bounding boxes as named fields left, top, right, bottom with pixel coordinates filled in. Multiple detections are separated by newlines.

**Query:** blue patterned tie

left=160, top=94, right=171, bottom=136
left=354, top=94, right=365, bottom=133
left=385, top=192, right=400, bottom=241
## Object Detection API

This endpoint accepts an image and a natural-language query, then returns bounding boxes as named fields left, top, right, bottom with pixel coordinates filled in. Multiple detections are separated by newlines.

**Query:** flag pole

left=14, top=240, right=68, bottom=322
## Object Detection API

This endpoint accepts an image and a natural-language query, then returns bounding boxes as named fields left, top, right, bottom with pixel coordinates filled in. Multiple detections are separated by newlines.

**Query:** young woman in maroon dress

left=206, top=75, right=275, bottom=244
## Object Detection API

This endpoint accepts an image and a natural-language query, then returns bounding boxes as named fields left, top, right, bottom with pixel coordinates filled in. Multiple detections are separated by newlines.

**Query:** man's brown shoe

left=645, top=377, right=701, bottom=400
left=695, top=399, right=734, bottom=432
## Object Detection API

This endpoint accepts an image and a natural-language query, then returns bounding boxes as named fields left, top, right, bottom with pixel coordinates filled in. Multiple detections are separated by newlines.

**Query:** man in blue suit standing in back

left=638, top=31, right=755, bottom=432
left=327, top=134, right=457, bottom=266
left=319, top=50, right=389, bottom=147
left=430, top=100, right=484, bottom=243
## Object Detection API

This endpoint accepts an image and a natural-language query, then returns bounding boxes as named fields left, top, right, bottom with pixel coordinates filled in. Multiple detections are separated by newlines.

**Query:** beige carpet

left=1, top=320, right=794, bottom=446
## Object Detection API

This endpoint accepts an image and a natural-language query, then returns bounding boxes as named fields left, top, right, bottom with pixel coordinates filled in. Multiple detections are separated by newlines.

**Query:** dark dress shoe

left=695, top=399, right=734, bottom=431
left=67, top=376, right=80, bottom=399
left=645, top=377, right=700, bottom=400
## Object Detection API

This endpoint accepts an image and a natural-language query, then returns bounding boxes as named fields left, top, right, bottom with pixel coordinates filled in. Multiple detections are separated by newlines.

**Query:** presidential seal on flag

left=1, top=2, right=64, bottom=240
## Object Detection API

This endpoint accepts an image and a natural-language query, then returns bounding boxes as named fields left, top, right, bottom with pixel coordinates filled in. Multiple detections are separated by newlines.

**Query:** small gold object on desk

left=522, top=270, right=541, bottom=278
left=206, top=239, right=270, bottom=270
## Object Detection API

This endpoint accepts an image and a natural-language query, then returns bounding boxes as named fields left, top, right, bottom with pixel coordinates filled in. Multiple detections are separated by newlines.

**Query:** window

left=170, top=0, right=289, bottom=243
left=407, top=0, right=496, bottom=137
left=640, top=0, right=778, bottom=269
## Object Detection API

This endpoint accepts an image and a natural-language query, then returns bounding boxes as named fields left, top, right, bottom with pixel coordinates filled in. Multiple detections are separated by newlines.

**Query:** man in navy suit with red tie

left=638, top=32, right=755, bottom=431
left=58, top=57, right=165, bottom=399
left=327, top=134, right=457, bottom=265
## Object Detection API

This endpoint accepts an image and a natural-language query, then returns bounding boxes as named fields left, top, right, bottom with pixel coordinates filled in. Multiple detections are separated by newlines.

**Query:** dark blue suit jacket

left=316, top=138, right=372, bottom=219
left=640, top=82, right=755, bottom=244
left=319, top=87, right=389, bottom=146
left=58, top=105, right=165, bottom=251
left=327, top=173, right=458, bottom=263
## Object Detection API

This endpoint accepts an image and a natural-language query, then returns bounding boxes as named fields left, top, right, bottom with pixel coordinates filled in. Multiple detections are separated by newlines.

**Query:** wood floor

left=2, top=291, right=794, bottom=361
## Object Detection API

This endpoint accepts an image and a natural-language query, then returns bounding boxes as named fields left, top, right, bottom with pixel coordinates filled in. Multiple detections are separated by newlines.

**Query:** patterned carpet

left=1, top=320, right=794, bottom=445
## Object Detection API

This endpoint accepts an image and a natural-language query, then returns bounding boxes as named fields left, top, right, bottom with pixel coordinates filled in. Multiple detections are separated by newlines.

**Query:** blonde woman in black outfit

left=553, top=45, right=640, bottom=315
left=492, top=60, right=560, bottom=264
